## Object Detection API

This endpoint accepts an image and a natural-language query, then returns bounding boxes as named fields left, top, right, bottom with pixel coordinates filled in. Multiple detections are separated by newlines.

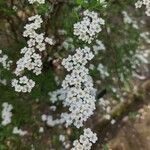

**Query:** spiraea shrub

left=0, top=0, right=149, bottom=149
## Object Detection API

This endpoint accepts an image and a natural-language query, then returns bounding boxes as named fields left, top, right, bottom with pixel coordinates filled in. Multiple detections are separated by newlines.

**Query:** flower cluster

left=28, top=0, right=45, bottom=4
left=12, top=76, right=35, bottom=93
left=135, top=0, right=150, bottom=16
left=0, top=50, right=12, bottom=70
left=12, top=15, right=54, bottom=92
left=71, top=128, right=98, bottom=150
left=47, top=48, right=98, bottom=129
left=15, top=15, right=54, bottom=76
left=62, top=47, right=94, bottom=71
left=61, top=47, right=96, bottom=128
left=13, top=127, right=28, bottom=136
left=47, top=9, right=104, bottom=149
left=1, top=102, right=13, bottom=126
left=74, top=10, right=105, bottom=43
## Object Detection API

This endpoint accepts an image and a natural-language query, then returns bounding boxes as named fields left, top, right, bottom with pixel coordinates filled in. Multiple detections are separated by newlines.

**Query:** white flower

left=79, top=135, right=88, bottom=144
left=89, top=133, right=98, bottom=143
left=84, top=128, right=93, bottom=138
left=27, top=39, right=36, bottom=47
left=46, top=9, right=104, bottom=150
left=36, top=42, right=46, bottom=51
left=45, top=37, right=55, bottom=45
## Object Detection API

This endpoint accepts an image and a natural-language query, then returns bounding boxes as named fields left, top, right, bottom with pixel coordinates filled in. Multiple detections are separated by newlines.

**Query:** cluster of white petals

left=12, top=76, right=35, bottom=92
left=12, top=15, right=54, bottom=92
left=0, top=50, right=12, bottom=70
left=13, top=127, right=28, bottom=136
left=47, top=10, right=103, bottom=149
left=47, top=48, right=98, bottom=130
left=74, top=10, right=105, bottom=43
left=28, top=0, right=45, bottom=4
left=61, top=47, right=96, bottom=128
left=15, top=15, right=54, bottom=76
left=71, top=128, right=98, bottom=150
left=1, top=102, right=13, bottom=126
left=135, top=0, right=150, bottom=16
left=56, top=10, right=103, bottom=149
